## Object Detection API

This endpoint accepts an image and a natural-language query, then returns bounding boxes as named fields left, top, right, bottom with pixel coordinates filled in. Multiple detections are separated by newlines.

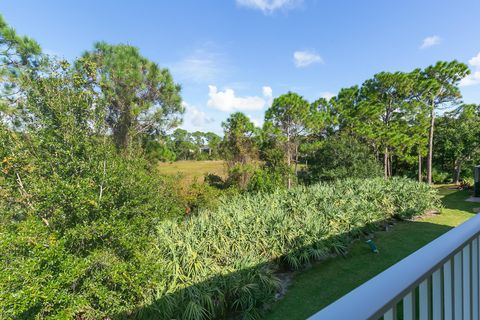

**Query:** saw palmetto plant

left=141, top=177, right=440, bottom=319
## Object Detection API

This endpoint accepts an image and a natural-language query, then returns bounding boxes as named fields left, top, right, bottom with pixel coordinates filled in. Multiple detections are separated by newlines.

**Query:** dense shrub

left=247, top=167, right=286, bottom=193
left=303, top=135, right=383, bottom=183
left=432, top=168, right=451, bottom=184
left=138, top=177, right=440, bottom=319
left=0, top=60, right=185, bottom=319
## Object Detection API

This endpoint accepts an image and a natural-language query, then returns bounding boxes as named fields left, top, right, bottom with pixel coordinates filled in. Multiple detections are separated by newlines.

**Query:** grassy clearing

left=264, top=186, right=478, bottom=320
left=157, top=160, right=226, bottom=185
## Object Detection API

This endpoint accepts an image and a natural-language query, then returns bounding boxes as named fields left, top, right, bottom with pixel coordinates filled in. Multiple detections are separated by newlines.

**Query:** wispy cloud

left=236, top=0, right=302, bottom=13
left=171, top=44, right=227, bottom=83
left=207, top=85, right=273, bottom=112
left=420, top=35, right=441, bottom=49
left=460, top=52, right=480, bottom=87
left=293, top=50, right=323, bottom=67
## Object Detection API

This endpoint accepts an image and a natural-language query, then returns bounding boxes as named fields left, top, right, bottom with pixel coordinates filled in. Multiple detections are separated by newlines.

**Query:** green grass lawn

left=264, top=186, right=479, bottom=320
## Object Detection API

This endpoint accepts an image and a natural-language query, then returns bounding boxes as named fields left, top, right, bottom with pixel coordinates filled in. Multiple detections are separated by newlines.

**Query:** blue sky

left=2, top=0, right=480, bottom=134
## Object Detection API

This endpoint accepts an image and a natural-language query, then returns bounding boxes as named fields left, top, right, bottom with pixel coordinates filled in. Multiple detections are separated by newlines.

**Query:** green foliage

left=433, top=104, right=480, bottom=182
left=431, top=168, right=451, bottom=184
left=79, top=42, right=184, bottom=149
left=0, top=14, right=42, bottom=122
left=140, top=177, right=440, bottom=319
left=145, top=139, right=177, bottom=162
left=0, top=59, right=184, bottom=319
left=247, top=167, right=287, bottom=193
left=225, top=163, right=258, bottom=190
left=221, top=112, right=258, bottom=164
left=221, top=112, right=259, bottom=189
left=264, top=92, right=317, bottom=187
left=303, top=134, right=383, bottom=183
left=174, top=178, right=225, bottom=214
left=334, top=72, right=429, bottom=178
left=157, top=129, right=222, bottom=161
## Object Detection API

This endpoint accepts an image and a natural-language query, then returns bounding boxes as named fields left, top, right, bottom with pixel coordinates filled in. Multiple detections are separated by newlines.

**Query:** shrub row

left=138, top=177, right=440, bottom=319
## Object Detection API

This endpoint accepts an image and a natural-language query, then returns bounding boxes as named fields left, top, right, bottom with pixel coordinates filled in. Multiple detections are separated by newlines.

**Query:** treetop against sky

left=2, top=0, right=479, bottom=134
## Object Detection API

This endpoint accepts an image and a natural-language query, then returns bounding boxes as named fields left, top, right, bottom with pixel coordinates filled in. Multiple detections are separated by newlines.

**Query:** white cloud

left=207, top=85, right=273, bottom=112
left=460, top=71, right=480, bottom=86
left=248, top=114, right=264, bottom=127
left=420, top=35, right=441, bottom=49
left=171, top=45, right=226, bottom=83
left=468, top=52, right=480, bottom=68
left=262, top=85, right=274, bottom=107
left=460, top=52, right=480, bottom=87
left=320, top=91, right=335, bottom=100
left=262, top=86, right=273, bottom=98
left=293, top=50, right=323, bottom=67
left=236, top=0, right=302, bottom=13
left=182, top=102, right=215, bottom=127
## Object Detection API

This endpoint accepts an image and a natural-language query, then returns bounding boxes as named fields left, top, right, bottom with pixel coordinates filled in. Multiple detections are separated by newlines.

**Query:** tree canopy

left=79, top=42, right=184, bottom=149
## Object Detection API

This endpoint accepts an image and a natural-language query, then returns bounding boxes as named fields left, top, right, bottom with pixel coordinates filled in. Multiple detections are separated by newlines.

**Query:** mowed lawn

left=265, top=186, right=478, bottom=320
left=157, top=160, right=226, bottom=185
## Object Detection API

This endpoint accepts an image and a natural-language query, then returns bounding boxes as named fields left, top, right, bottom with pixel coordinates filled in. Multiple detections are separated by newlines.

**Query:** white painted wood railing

left=308, top=213, right=480, bottom=320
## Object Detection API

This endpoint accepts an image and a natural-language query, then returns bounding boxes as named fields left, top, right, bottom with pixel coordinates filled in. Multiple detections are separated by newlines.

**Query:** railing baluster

left=432, top=269, right=442, bottom=319
left=444, top=259, right=453, bottom=320
left=463, top=244, right=471, bottom=319
left=419, top=278, right=429, bottom=320
left=473, top=238, right=479, bottom=320
left=383, top=307, right=394, bottom=320
left=478, top=236, right=480, bottom=317
left=403, top=291, right=414, bottom=320
left=454, top=251, right=463, bottom=319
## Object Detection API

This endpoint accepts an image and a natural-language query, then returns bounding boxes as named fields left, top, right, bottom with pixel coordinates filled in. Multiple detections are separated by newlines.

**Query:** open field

left=265, top=186, right=478, bottom=319
left=157, top=160, right=226, bottom=184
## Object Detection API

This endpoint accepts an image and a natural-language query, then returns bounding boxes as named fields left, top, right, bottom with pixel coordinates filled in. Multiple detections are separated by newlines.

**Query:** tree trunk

left=454, top=159, right=462, bottom=184
left=426, top=106, right=435, bottom=184
left=294, top=144, right=299, bottom=179
left=383, top=147, right=389, bottom=179
left=286, top=127, right=291, bottom=189
left=418, top=153, right=422, bottom=182
left=389, top=154, right=393, bottom=177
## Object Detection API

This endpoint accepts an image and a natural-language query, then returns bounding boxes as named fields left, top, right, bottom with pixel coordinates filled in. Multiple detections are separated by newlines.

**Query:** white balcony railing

left=308, top=213, right=480, bottom=320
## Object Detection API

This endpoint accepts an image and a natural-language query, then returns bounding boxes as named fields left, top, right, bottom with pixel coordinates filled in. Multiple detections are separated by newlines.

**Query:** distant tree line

left=217, top=64, right=479, bottom=191
left=146, top=129, right=222, bottom=161
left=142, top=61, right=478, bottom=191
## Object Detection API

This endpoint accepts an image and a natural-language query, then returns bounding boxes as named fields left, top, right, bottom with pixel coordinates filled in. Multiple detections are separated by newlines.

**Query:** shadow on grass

left=264, top=187, right=477, bottom=320
left=439, top=186, right=477, bottom=212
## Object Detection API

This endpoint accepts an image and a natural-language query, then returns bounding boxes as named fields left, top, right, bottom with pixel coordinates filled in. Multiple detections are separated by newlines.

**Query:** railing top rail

left=308, top=213, right=480, bottom=320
